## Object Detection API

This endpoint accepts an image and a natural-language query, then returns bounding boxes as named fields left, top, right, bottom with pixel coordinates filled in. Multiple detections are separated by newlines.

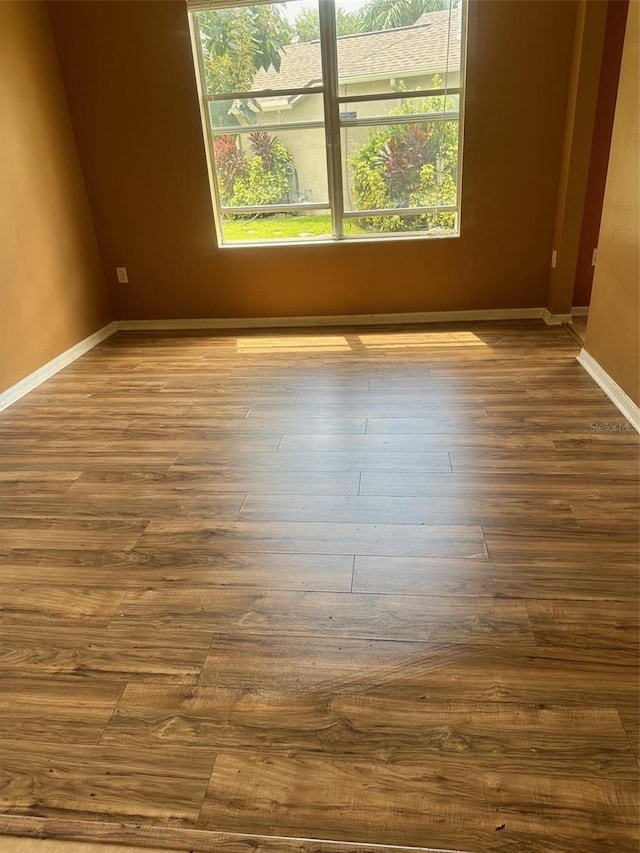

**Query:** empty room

left=0, top=0, right=638, bottom=852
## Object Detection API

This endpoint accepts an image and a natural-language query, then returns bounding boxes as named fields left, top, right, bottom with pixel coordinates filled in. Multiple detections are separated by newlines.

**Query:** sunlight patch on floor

left=356, top=332, right=488, bottom=349
left=236, top=336, right=352, bottom=353
left=236, top=331, right=488, bottom=354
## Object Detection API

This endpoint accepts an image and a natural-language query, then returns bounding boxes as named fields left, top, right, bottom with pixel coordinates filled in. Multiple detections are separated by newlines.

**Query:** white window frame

left=189, top=0, right=468, bottom=247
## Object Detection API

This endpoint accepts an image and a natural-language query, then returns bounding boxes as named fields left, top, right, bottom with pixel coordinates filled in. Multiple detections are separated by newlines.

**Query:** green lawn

left=222, top=214, right=367, bottom=243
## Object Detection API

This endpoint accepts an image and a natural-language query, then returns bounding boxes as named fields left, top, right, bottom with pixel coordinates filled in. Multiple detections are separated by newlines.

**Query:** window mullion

left=190, top=12, right=225, bottom=247
left=457, top=0, right=469, bottom=236
left=337, top=87, right=461, bottom=105
left=318, top=0, right=343, bottom=240
left=212, top=120, right=325, bottom=135
left=208, top=86, right=324, bottom=102
left=189, top=0, right=282, bottom=11
left=340, top=112, right=459, bottom=130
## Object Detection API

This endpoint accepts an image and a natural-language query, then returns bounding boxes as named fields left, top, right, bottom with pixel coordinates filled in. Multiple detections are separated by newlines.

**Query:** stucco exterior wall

left=250, top=69, right=461, bottom=208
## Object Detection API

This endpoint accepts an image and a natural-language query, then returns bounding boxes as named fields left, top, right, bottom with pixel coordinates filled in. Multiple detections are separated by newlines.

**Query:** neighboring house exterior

left=221, top=8, right=461, bottom=209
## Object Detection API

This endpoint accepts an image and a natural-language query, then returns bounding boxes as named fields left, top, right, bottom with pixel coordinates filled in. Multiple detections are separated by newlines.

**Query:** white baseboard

left=0, top=321, right=117, bottom=413
left=571, top=306, right=590, bottom=317
left=577, top=348, right=640, bottom=433
left=542, top=309, right=573, bottom=325
left=116, top=307, right=547, bottom=332
left=0, top=308, right=571, bottom=414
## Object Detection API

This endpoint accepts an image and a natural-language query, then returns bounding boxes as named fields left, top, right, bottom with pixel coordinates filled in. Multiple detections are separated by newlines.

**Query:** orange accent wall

left=48, top=0, right=577, bottom=321
left=0, top=1, right=111, bottom=394
left=573, top=0, right=629, bottom=307
left=584, top=0, right=639, bottom=406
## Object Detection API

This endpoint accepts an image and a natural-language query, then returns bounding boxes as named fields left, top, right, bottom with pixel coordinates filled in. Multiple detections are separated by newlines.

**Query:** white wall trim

left=571, top=306, right=590, bottom=317
left=542, top=309, right=573, bottom=325
left=577, top=348, right=640, bottom=433
left=0, top=308, right=574, bottom=414
left=116, top=307, right=547, bottom=332
left=0, top=322, right=117, bottom=413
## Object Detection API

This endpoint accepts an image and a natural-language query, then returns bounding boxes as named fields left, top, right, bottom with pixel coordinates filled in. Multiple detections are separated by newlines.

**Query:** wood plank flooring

left=0, top=321, right=638, bottom=853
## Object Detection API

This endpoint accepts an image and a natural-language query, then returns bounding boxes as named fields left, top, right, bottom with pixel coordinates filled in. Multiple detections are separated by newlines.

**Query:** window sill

left=217, top=231, right=461, bottom=249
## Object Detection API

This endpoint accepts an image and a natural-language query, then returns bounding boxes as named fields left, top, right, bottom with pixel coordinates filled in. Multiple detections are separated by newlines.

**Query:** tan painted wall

left=0, top=1, right=111, bottom=395
left=48, top=0, right=577, bottom=321
left=584, top=0, right=639, bottom=406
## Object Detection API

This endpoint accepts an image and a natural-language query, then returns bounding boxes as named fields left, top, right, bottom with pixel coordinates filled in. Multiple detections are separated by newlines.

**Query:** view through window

left=190, top=0, right=466, bottom=245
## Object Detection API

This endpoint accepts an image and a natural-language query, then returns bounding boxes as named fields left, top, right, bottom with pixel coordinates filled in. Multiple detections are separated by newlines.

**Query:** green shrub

left=349, top=86, right=459, bottom=232
left=213, top=131, right=293, bottom=212
left=230, top=136, right=292, bottom=210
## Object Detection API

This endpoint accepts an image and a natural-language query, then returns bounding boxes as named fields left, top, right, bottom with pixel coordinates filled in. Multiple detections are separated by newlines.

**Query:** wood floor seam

left=0, top=321, right=637, bottom=853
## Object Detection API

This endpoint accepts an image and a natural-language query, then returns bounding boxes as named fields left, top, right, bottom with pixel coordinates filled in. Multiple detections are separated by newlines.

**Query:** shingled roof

left=253, top=8, right=461, bottom=91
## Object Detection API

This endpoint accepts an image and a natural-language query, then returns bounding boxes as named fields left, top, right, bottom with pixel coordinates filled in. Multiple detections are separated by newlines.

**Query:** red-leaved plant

left=213, top=134, right=246, bottom=202
left=375, top=123, right=430, bottom=205
left=249, top=131, right=280, bottom=172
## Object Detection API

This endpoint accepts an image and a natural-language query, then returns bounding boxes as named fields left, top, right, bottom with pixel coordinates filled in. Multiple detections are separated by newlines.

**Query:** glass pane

left=220, top=211, right=333, bottom=244
left=195, top=1, right=322, bottom=96
left=343, top=211, right=458, bottom=238
left=210, top=94, right=325, bottom=130
left=335, top=1, right=461, bottom=97
left=340, top=93, right=460, bottom=123
left=341, top=120, right=459, bottom=212
left=213, top=127, right=329, bottom=208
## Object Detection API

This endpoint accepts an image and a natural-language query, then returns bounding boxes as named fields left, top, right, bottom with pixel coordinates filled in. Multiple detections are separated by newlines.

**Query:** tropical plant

left=292, top=8, right=319, bottom=42
left=198, top=6, right=291, bottom=93
left=197, top=6, right=291, bottom=126
left=375, top=123, right=430, bottom=205
left=230, top=155, right=289, bottom=208
left=349, top=87, right=459, bottom=232
left=360, top=0, right=452, bottom=32
left=248, top=132, right=279, bottom=172
left=214, top=131, right=293, bottom=211
left=213, top=134, right=246, bottom=203
left=293, top=6, right=364, bottom=42
left=293, top=0, right=452, bottom=43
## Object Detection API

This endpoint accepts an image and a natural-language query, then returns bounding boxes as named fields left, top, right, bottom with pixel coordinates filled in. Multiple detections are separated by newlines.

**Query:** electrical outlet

left=551, top=250, right=557, bottom=269
left=116, top=267, right=128, bottom=284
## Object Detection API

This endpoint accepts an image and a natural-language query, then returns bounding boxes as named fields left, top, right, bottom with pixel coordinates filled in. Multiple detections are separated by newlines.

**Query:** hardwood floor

left=0, top=321, right=638, bottom=853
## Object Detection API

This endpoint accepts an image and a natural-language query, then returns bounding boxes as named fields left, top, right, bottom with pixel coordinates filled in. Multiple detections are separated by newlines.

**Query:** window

left=189, top=0, right=466, bottom=245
